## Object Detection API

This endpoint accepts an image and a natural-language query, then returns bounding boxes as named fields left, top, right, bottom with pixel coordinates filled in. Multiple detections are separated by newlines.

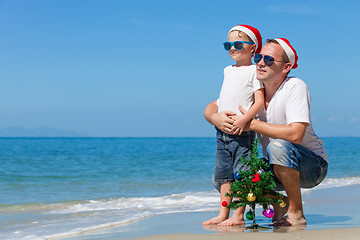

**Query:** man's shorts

left=266, top=139, right=328, bottom=191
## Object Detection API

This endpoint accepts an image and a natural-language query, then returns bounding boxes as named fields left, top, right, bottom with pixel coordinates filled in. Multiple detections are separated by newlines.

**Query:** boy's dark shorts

left=213, top=127, right=255, bottom=188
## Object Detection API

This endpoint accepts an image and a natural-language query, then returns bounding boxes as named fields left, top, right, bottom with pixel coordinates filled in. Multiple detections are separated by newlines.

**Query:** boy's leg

left=202, top=182, right=232, bottom=225
left=203, top=129, right=234, bottom=225
left=219, top=132, right=254, bottom=226
left=220, top=132, right=255, bottom=226
left=219, top=205, right=245, bottom=226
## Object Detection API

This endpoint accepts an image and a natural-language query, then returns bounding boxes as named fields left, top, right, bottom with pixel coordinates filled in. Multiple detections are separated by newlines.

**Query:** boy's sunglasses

left=223, top=41, right=254, bottom=51
left=254, top=54, right=288, bottom=66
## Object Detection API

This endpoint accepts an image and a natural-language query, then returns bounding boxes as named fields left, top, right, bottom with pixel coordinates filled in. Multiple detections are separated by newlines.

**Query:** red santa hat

left=228, top=25, right=262, bottom=54
left=274, top=38, right=299, bottom=69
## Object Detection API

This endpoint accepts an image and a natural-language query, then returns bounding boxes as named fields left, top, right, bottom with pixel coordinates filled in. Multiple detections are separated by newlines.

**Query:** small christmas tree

left=227, top=138, right=285, bottom=229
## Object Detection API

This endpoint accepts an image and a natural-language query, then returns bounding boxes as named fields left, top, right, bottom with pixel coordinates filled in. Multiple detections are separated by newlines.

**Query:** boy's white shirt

left=217, top=65, right=263, bottom=116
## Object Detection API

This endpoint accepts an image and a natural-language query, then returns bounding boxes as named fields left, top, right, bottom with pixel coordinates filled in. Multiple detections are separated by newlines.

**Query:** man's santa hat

left=275, top=38, right=298, bottom=69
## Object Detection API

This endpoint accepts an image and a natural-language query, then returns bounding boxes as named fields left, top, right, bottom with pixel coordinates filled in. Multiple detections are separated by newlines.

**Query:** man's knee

left=267, top=139, right=292, bottom=160
left=267, top=139, right=299, bottom=169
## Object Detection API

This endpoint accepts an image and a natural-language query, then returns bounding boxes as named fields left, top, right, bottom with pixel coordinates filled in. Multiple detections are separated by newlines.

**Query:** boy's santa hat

left=275, top=38, right=299, bottom=69
left=228, top=25, right=262, bottom=54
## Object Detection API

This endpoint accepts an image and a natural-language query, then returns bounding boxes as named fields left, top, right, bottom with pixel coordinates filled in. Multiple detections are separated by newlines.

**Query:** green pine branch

left=226, top=138, right=284, bottom=213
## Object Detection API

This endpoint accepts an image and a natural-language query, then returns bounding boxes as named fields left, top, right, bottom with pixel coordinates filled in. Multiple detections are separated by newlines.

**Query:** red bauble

left=221, top=201, right=228, bottom=207
left=252, top=173, right=260, bottom=182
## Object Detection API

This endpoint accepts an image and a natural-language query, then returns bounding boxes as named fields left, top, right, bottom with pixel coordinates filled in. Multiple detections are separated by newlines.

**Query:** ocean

left=0, top=137, right=360, bottom=239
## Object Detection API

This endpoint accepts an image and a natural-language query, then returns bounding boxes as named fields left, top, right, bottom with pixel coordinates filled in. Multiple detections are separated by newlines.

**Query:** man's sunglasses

left=254, top=54, right=288, bottom=66
left=223, top=41, right=254, bottom=51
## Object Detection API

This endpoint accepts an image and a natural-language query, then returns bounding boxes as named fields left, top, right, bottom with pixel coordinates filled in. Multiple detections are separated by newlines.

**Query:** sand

left=61, top=184, right=360, bottom=240
left=136, top=228, right=360, bottom=240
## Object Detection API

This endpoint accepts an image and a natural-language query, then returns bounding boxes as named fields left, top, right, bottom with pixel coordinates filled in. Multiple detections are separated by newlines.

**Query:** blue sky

left=0, top=0, right=359, bottom=137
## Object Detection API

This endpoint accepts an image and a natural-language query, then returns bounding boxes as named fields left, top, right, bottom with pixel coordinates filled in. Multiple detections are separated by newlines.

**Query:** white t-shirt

left=258, top=77, right=328, bottom=162
left=217, top=65, right=263, bottom=115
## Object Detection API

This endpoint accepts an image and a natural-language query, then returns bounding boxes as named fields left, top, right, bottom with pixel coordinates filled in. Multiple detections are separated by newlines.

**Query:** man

left=204, top=38, right=328, bottom=226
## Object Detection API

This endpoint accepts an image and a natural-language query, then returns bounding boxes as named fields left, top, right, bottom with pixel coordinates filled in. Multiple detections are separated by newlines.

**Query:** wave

left=3, top=176, right=360, bottom=240
left=319, top=177, right=360, bottom=188
left=302, top=176, right=360, bottom=194
left=2, top=190, right=220, bottom=240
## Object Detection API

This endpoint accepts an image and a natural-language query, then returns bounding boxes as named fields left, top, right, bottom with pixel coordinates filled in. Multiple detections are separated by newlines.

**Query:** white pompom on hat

left=228, top=25, right=262, bottom=54
left=274, top=38, right=299, bottom=69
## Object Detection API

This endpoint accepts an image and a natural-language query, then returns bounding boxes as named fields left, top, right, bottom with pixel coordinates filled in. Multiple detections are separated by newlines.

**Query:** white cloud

left=265, top=4, right=322, bottom=15
left=328, top=117, right=343, bottom=122
left=129, top=19, right=192, bottom=31
left=349, top=117, right=360, bottom=123
left=328, top=117, right=360, bottom=123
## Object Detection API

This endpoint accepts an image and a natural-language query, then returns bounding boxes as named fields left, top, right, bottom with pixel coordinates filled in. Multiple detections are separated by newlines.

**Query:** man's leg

left=267, top=139, right=307, bottom=226
left=272, top=165, right=306, bottom=226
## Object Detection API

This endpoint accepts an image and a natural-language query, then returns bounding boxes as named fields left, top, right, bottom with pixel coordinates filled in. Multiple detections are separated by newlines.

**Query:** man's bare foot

left=218, top=215, right=245, bottom=226
left=273, top=224, right=306, bottom=232
left=202, top=215, right=228, bottom=225
left=272, top=197, right=289, bottom=222
left=273, top=212, right=306, bottom=227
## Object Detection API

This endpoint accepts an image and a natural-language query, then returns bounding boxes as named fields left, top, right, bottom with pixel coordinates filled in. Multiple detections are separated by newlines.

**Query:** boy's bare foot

left=218, top=215, right=245, bottom=226
left=202, top=215, right=229, bottom=225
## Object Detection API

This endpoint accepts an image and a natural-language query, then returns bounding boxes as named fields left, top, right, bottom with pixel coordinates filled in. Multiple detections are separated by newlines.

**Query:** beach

left=57, top=184, right=360, bottom=240
left=137, top=228, right=360, bottom=240
left=1, top=137, right=360, bottom=240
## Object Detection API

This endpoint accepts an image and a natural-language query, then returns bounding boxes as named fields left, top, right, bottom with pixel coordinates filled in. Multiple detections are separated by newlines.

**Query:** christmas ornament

left=225, top=138, right=284, bottom=230
left=252, top=173, right=260, bottom=182
left=279, top=200, right=286, bottom=208
left=234, top=171, right=240, bottom=180
left=262, top=208, right=274, bottom=218
left=221, top=201, right=228, bottom=207
left=247, top=191, right=256, bottom=202
left=246, top=210, right=254, bottom=220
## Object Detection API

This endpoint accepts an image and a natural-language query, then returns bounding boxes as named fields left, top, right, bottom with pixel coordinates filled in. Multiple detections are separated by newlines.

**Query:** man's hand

left=212, top=111, right=236, bottom=134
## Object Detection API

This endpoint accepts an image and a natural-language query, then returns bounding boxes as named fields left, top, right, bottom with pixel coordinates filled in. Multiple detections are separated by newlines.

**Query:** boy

left=203, top=25, right=264, bottom=226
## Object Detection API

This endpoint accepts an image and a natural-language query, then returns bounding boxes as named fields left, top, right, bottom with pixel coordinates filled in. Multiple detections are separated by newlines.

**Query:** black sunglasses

left=254, top=54, right=288, bottom=66
left=223, top=41, right=254, bottom=51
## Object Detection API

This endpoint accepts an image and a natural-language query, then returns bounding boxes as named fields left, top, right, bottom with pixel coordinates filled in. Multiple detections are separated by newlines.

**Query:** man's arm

left=239, top=106, right=307, bottom=144
left=250, top=119, right=307, bottom=144
left=204, top=101, right=236, bottom=135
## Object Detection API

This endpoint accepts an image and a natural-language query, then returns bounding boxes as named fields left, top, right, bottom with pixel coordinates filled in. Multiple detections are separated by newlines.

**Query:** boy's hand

left=237, top=106, right=252, bottom=132
left=212, top=111, right=236, bottom=134
left=231, top=115, right=247, bottom=135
